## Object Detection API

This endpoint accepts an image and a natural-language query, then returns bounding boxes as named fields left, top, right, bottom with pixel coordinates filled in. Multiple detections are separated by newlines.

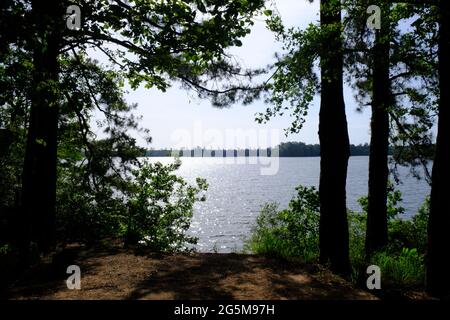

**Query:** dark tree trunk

left=318, top=0, right=351, bottom=276
left=366, top=5, right=390, bottom=255
left=20, top=0, right=63, bottom=260
left=426, top=0, right=450, bottom=298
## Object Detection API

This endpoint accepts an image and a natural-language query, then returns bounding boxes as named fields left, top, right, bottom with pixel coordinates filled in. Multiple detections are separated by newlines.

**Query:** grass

left=371, top=248, right=425, bottom=287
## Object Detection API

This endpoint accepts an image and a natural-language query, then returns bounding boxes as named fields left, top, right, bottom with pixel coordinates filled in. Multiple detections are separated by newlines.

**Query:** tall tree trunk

left=366, top=4, right=390, bottom=255
left=318, top=0, right=351, bottom=276
left=426, top=0, right=450, bottom=298
left=20, top=0, right=62, bottom=260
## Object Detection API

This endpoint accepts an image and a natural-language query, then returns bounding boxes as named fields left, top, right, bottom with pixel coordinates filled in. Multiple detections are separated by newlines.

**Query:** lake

left=145, top=156, right=430, bottom=253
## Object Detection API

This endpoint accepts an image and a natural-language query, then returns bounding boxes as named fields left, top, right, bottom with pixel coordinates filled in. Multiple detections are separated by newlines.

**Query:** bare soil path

left=4, top=245, right=376, bottom=300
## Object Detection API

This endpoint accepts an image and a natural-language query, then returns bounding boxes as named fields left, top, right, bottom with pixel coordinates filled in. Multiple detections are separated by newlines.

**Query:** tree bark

left=318, top=0, right=351, bottom=276
left=426, top=0, right=450, bottom=298
left=20, top=0, right=63, bottom=259
left=366, top=4, right=390, bottom=255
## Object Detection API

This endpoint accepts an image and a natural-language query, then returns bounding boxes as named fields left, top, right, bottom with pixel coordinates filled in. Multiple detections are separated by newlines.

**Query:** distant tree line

left=146, top=142, right=388, bottom=158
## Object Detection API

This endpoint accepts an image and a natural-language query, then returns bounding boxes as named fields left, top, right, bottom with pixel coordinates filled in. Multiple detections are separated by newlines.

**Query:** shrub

left=247, top=183, right=428, bottom=288
left=123, top=159, right=208, bottom=252
left=56, top=166, right=128, bottom=243
left=388, top=197, right=429, bottom=254
left=57, top=157, right=207, bottom=253
left=245, top=186, right=319, bottom=262
left=356, top=182, right=428, bottom=251
left=354, top=186, right=427, bottom=287
left=357, top=180, right=405, bottom=220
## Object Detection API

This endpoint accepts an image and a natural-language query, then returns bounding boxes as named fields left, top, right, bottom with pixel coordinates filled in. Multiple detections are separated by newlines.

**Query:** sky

left=92, top=0, right=372, bottom=150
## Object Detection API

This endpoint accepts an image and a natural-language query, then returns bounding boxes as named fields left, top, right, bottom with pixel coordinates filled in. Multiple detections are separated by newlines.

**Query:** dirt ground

left=4, top=244, right=377, bottom=300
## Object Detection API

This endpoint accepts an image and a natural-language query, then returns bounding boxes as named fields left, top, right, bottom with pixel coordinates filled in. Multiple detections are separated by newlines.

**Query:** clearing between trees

left=4, top=244, right=376, bottom=300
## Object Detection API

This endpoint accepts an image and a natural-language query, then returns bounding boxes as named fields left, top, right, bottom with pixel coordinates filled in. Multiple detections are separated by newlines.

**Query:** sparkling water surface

left=144, top=157, right=430, bottom=253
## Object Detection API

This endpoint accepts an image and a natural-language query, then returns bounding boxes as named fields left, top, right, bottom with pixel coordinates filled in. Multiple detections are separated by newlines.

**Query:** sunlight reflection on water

left=144, top=157, right=430, bottom=253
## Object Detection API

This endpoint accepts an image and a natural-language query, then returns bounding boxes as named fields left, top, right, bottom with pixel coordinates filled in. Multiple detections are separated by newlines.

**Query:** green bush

left=247, top=183, right=429, bottom=288
left=123, top=159, right=208, bottom=252
left=357, top=181, right=405, bottom=220
left=56, top=165, right=128, bottom=243
left=357, top=182, right=428, bottom=254
left=245, top=185, right=319, bottom=262
left=388, top=198, right=429, bottom=254
left=57, top=157, right=207, bottom=253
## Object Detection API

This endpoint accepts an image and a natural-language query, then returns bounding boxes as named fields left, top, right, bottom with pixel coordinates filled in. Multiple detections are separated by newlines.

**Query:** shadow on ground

left=126, top=253, right=374, bottom=300
left=4, top=245, right=376, bottom=300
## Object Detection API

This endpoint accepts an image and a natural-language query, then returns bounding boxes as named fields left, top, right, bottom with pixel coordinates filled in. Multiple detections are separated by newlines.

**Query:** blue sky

left=92, top=0, right=372, bottom=149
